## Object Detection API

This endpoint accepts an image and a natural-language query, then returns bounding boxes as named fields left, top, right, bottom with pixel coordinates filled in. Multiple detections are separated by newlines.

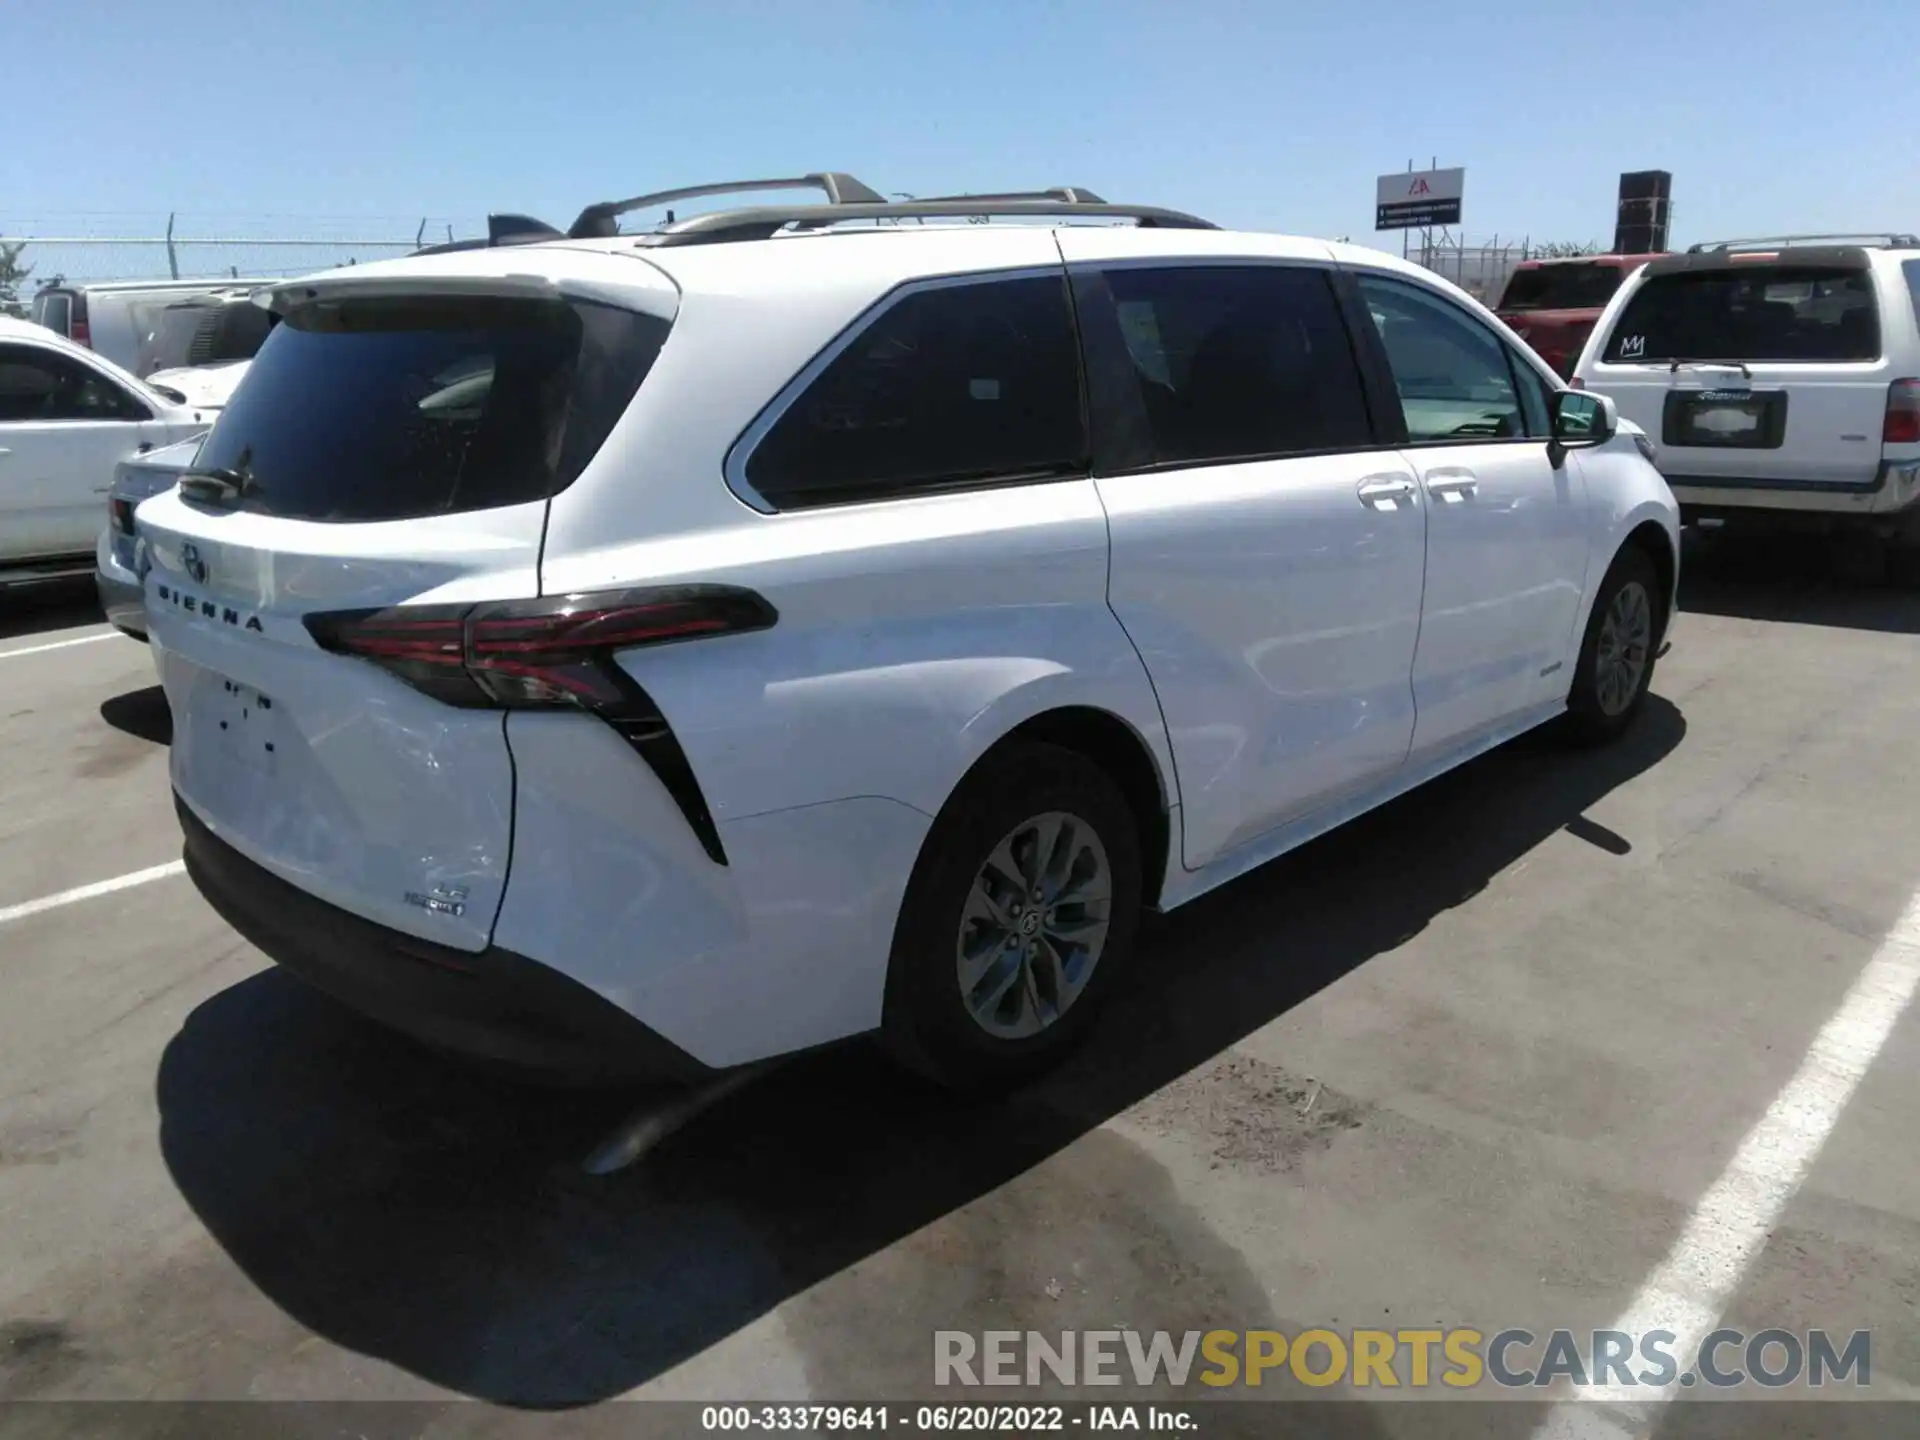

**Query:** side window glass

left=1358, top=276, right=1525, bottom=443
left=1506, top=347, right=1553, bottom=438
left=1099, top=265, right=1373, bottom=467
left=745, top=274, right=1085, bottom=509
left=0, top=346, right=144, bottom=422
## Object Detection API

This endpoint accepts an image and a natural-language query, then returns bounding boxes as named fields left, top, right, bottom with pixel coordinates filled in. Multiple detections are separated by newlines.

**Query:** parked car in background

left=139, top=175, right=1678, bottom=1095
left=1572, top=233, right=1920, bottom=546
left=144, top=359, right=253, bottom=411
left=30, top=278, right=274, bottom=376
left=1496, top=254, right=1660, bottom=378
left=96, top=433, right=203, bottom=638
left=0, top=317, right=211, bottom=586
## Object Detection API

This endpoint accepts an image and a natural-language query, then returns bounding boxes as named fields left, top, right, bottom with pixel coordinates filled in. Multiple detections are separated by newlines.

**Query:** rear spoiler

left=1640, top=246, right=1874, bottom=277
left=256, top=270, right=671, bottom=317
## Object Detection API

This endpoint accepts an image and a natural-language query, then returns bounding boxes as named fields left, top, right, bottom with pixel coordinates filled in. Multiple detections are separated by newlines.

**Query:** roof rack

left=568, top=173, right=888, bottom=240
left=634, top=196, right=1216, bottom=249
left=911, top=186, right=1110, bottom=205
left=1687, top=232, right=1920, bottom=254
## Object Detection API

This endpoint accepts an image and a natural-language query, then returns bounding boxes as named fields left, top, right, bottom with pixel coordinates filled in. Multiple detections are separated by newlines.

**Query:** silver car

left=96, top=434, right=204, bottom=640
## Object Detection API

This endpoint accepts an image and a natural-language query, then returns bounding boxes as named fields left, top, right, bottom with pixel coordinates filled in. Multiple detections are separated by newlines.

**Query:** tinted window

left=746, top=275, right=1084, bottom=508
left=1507, top=348, right=1553, bottom=438
left=193, top=295, right=668, bottom=523
left=1097, top=265, right=1372, bottom=467
left=1498, top=263, right=1631, bottom=312
left=1358, top=276, right=1525, bottom=443
left=33, top=293, right=72, bottom=338
left=138, top=299, right=277, bottom=375
left=0, top=345, right=147, bottom=422
left=1906, top=260, right=1920, bottom=334
left=1603, top=266, right=1881, bottom=363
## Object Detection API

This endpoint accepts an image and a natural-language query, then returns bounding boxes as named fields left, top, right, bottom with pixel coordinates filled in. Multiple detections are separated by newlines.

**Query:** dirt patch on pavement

left=1130, top=1054, right=1366, bottom=1174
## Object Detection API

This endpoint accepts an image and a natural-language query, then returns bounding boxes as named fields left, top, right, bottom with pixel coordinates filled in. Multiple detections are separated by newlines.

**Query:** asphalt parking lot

left=4, top=534, right=1920, bottom=1438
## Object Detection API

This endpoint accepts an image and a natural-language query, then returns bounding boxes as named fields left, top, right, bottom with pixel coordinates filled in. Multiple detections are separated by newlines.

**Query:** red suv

left=1495, top=255, right=1665, bottom=378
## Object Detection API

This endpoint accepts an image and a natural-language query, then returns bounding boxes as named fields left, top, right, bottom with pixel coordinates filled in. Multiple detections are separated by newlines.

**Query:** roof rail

left=634, top=197, right=1217, bottom=248
left=911, top=186, right=1109, bottom=205
left=1686, top=232, right=1920, bottom=253
left=568, top=173, right=888, bottom=240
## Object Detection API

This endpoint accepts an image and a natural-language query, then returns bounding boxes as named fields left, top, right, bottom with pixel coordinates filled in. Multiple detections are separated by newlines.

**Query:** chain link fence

left=1407, top=232, right=1564, bottom=305
left=0, top=213, right=486, bottom=293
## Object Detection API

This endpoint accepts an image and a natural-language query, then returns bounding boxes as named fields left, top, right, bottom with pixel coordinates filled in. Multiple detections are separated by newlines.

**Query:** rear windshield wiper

left=1668, top=358, right=1753, bottom=379
left=178, top=467, right=252, bottom=504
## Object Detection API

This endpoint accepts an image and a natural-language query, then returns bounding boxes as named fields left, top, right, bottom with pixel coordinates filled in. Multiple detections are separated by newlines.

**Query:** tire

left=1562, top=545, right=1662, bottom=747
left=881, top=740, right=1143, bottom=1092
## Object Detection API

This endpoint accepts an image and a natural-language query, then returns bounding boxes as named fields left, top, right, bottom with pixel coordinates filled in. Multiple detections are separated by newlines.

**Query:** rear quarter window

left=1602, top=265, right=1880, bottom=364
left=192, top=295, right=669, bottom=523
left=743, top=273, right=1086, bottom=509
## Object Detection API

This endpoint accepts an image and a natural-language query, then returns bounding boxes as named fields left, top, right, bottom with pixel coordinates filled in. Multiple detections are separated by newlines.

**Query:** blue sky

left=3, top=0, right=1908, bottom=251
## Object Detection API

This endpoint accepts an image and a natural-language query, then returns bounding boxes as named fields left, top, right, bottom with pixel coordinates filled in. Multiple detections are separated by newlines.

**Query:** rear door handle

left=1357, top=473, right=1417, bottom=508
left=1426, top=468, right=1479, bottom=501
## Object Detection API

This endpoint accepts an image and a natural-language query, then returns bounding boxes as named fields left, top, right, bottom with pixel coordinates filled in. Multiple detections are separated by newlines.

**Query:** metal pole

left=165, top=212, right=179, bottom=280
left=414, top=217, right=427, bottom=249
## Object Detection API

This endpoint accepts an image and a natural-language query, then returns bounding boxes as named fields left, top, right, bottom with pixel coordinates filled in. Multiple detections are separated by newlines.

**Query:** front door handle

left=1357, top=473, right=1417, bottom=508
left=1426, top=468, right=1480, bottom=501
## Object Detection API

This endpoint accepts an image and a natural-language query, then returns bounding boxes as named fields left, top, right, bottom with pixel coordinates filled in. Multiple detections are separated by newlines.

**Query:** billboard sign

left=1376, top=168, right=1464, bottom=230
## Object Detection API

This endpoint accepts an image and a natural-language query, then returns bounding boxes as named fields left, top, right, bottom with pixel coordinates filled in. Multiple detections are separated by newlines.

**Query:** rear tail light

left=1569, top=376, right=1587, bottom=390
left=1885, top=379, right=1920, bottom=445
left=69, top=296, right=91, bottom=349
left=306, top=586, right=777, bottom=864
left=110, top=498, right=136, bottom=536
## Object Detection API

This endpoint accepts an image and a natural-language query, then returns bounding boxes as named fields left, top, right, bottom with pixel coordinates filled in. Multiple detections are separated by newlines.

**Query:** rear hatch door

left=1581, top=252, right=1890, bottom=486
left=141, top=263, right=674, bottom=950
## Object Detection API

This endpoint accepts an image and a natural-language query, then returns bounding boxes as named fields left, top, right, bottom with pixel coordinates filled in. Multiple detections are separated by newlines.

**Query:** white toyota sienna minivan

left=136, top=175, right=1680, bottom=1091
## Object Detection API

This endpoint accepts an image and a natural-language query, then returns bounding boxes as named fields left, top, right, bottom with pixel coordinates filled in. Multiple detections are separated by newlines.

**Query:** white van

left=30, top=278, right=275, bottom=376
left=1572, top=234, right=1920, bottom=543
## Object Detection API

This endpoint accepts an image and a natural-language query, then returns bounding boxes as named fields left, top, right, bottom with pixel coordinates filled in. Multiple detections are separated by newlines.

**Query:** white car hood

left=145, top=360, right=251, bottom=410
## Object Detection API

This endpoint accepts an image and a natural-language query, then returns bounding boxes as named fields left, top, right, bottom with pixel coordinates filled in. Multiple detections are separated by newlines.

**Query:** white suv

left=1572, top=233, right=1920, bottom=541
left=137, top=175, right=1679, bottom=1091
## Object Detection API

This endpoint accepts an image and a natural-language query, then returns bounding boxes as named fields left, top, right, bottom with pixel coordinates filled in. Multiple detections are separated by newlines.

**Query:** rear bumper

left=1668, top=460, right=1920, bottom=519
left=176, top=794, right=712, bottom=1088
left=94, top=529, right=145, bottom=640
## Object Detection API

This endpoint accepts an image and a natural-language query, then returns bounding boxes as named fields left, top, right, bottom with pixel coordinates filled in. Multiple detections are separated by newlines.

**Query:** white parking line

left=0, top=631, right=115, bottom=662
left=1534, top=888, right=1920, bottom=1436
left=0, top=861, right=186, bottom=927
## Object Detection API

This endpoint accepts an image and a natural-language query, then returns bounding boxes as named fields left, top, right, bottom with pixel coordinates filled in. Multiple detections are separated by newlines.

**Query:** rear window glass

left=1498, top=264, right=1630, bottom=312
left=33, top=293, right=72, bottom=337
left=138, top=300, right=277, bottom=375
left=193, top=295, right=669, bottom=522
left=1903, top=260, right=1920, bottom=334
left=1602, top=266, right=1880, bottom=364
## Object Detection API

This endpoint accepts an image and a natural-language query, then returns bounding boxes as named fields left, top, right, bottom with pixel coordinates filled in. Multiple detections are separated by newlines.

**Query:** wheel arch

left=937, top=703, right=1177, bottom=910
left=1622, top=516, right=1679, bottom=642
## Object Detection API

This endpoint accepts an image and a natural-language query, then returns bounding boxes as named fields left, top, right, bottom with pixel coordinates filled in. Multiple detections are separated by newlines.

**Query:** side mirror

left=1550, top=389, right=1618, bottom=447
